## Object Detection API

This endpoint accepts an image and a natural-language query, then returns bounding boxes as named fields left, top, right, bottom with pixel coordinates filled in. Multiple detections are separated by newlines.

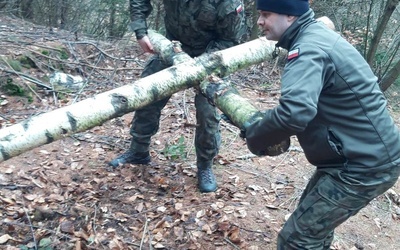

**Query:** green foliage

left=0, top=81, right=33, bottom=102
left=260, top=82, right=273, bottom=90
left=18, top=237, right=53, bottom=250
left=42, top=49, right=68, bottom=60
left=374, top=52, right=386, bottom=66
left=0, top=57, right=22, bottom=72
left=58, top=48, right=69, bottom=60
left=18, top=55, right=37, bottom=69
left=163, top=136, right=187, bottom=161
left=9, top=60, right=22, bottom=71
left=56, top=92, right=67, bottom=100
left=41, top=50, right=49, bottom=56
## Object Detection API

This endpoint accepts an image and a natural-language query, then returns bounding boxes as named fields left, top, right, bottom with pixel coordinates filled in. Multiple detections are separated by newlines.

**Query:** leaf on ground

left=228, top=226, right=241, bottom=244
left=60, top=220, right=75, bottom=234
left=0, top=234, right=15, bottom=244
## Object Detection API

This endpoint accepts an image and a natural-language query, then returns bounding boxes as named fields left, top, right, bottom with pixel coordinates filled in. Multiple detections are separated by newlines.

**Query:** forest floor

left=0, top=14, right=400, bottom=250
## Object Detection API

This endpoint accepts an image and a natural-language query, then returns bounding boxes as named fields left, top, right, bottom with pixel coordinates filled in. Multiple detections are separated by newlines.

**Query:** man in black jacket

left=243, top=0, right=400, bottom=248
left=108, top=0, right=246, bottom=193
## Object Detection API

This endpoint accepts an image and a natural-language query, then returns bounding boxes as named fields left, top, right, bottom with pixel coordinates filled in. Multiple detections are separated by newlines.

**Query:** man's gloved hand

left=238, top=111, right=264, bottom=139
left=241, top=111, right=290, bottom=156
left=243, top=134, right=290, bottom=156
left=262, top=138, right=290, bottom=156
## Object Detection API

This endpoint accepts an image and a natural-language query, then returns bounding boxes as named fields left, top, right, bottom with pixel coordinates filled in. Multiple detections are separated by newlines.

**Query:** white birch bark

left=0, top=31, right=280, bottom=162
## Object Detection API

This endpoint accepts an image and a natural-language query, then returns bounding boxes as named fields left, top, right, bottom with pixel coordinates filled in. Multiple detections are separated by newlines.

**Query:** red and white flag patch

left=288, top=48, right=300, bottom=60
left=236, top=4, right=243, bottom=14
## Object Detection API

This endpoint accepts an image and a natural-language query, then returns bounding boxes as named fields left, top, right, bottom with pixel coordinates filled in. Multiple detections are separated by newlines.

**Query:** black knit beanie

left=256, top=0, right=309, bottom=16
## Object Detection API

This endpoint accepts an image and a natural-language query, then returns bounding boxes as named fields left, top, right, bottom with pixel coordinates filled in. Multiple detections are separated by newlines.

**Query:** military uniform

left=109, top=0, right=245, bottom=193
left=245, top=9, right=400, bottom=249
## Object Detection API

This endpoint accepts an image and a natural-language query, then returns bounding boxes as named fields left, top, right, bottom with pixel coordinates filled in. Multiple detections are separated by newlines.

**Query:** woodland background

left=0, top=0, right=399, bottom=91
left=0, top=1, right=400, bottom=250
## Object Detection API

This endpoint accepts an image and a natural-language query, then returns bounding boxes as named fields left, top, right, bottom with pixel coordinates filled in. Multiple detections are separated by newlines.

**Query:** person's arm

left=245, top=44, right=332, bottom=155
left=129, top=0, right=154, bottom=53
left=205, top=0, right=246, bottom=53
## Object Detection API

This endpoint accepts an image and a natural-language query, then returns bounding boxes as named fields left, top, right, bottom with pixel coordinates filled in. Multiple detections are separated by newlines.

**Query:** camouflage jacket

left=129, top=0, right=245, bottom=56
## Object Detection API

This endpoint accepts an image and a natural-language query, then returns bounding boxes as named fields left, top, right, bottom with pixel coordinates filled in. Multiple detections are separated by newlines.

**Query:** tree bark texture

left=0, top=31, right=280, bottom=162
left=366, top=0, right=400, bottom=66
left=200, top=76, right=290, bottom=156
left=380, top=59, right=400, bottom=91
left=200, top=76, right=258, bottom=130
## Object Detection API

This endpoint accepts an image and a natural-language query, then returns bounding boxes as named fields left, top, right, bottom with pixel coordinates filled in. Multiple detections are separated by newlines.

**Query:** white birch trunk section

left=0, top=31, right=280, bottom=162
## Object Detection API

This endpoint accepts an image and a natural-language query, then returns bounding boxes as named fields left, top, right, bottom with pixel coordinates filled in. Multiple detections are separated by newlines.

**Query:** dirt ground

left=0, top=14, right=400, bottom=250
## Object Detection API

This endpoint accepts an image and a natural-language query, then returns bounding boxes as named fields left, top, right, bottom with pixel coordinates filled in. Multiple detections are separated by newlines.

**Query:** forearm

left=129, top=0, right=153, bottom=39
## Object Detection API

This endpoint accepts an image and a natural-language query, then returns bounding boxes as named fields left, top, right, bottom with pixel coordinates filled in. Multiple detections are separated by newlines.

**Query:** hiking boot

left=197, top=162, right=217, bottom=193
left=108, top=151, right=150, bottom=168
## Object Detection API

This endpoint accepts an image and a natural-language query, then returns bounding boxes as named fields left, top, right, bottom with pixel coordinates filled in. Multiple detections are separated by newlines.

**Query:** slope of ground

left=0, top=14, right=399, bottom=250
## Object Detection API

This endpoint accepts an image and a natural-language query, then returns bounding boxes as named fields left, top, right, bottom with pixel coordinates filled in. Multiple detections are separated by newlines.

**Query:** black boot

left=108, top=151, right=150, bottom=168
left=197, top=161, right=217, bottom=193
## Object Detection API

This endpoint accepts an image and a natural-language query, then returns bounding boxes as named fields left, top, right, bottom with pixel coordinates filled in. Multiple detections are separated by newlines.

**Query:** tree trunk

left=0, top=31, right=281, bottom=162
left=380, top=59, right=400, bottom=91
left=250, top=1, right=260, bottom=40
left=199, top=77, right=290, bottom=156
left=0, top=1, right=6, bottom=10
left=60, top=0, right=70, bottom=29
left=20, top=0, right=33, bottom=20
left=366, top=0, right=400, bottom=66
left=200, top=76, right=257, bottom=130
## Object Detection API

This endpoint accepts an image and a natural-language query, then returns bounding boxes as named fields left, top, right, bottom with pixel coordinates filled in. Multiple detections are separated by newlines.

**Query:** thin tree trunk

left=380, top=59, right=400, bottom=91
left=250, top=1, right=259, bottom=40
left=0, top=31, right=281, bottom=162
left=366, top=0, right=400, bottom=65
left=20, top=0, right=33, bottom=20
left=60, top=0, right=69, bottom=29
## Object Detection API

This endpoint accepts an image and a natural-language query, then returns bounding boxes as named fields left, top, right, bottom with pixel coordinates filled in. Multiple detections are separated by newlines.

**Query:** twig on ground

left=223, top=238, right=241, bottom=249
left=92, top=203, right=98, bottom=236
left=278, top=191, right=301, bottom=210
left=0, top=67, right=51, bottom=90
left=140, top=216, right=150, bottom=250
left=67, top=41, right=142, bottom=63
left=227, top=164, right=273, bottom=184
left=0, top=113, right=10, bottom=120
left=21, top=196, right=38, bottom=250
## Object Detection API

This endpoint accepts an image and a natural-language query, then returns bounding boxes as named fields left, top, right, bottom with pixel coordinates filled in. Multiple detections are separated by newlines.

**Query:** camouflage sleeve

left=205, top=0, right=246, bottom=53
left=129, top=0, right=153, bottom=39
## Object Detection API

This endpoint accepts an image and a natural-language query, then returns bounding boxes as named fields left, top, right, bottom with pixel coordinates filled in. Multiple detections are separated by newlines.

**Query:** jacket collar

left=276, top=9, right=315, bottom=50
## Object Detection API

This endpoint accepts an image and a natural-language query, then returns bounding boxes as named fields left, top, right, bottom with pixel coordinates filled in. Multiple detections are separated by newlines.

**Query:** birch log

left=200, top=77, right=290, bottom=156
left=0, top=31, right=280, bottom=162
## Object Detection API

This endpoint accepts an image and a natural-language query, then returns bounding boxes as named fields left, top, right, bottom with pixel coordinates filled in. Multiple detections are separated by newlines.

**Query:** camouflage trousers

left=277, top=164, right=400, bottom=249
left=129, top=55, right=221, bottom=164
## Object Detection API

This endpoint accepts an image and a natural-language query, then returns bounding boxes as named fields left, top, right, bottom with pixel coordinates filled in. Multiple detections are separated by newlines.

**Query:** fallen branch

left=0, top=30, right=281, bottom=162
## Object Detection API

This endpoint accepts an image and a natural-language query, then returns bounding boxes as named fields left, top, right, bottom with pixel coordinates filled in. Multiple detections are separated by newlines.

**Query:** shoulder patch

left=288, top=48, right=300, bottom=60
left=236, top=4, right=243, bottom=14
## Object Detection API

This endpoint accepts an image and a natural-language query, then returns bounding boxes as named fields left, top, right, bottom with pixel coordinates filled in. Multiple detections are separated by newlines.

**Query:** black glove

left=241, top=111, right=290, bottom=156
left=262, top=138, right=290, bottom=156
